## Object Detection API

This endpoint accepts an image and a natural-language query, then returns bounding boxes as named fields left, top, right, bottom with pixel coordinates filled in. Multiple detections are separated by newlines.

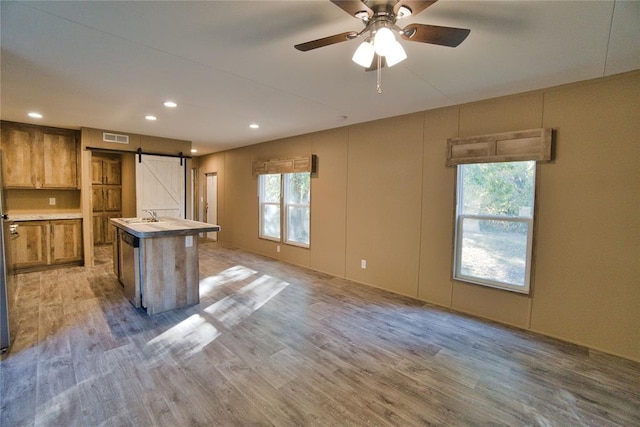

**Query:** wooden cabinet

left=50, top=220, right=83, bottom=264
left=13, top=221, right=48, bottom=270
left=0, top=121, right=79, bottom=189
left=13, top=219, right=83, bottom=271
left=92, top=154, right=122, bottom=245
left=93, top=212, right=119, bottom=245
left=92, top=187, right=122, bottom=211
left=92, top=158, right=121, bottom=185
left=42, top=130, right=78, bottom=188
left=1, top=125, right=38, bottom=188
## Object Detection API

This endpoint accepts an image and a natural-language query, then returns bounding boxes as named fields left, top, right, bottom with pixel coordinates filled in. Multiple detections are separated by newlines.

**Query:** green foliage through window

left=455, top=161, right=536, bottom=293
left=259, top=173, right=310, bottom=247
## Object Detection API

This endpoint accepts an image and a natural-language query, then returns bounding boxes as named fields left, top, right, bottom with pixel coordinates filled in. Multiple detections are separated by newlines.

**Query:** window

left=454, top=161, right=536, bottom=293
left=259, top=173, right=310, bottom=247
left=259, top=174, right=281, bottom=241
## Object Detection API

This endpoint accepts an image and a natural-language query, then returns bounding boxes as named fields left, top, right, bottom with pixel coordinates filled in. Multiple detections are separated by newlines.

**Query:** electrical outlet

left=185, top=235, right=193, bottom=247
left=49, top=197, right=56, bottom=206
left=276, top=245, right=281, bottom=253
left=361, top=259, right=367, bottom=269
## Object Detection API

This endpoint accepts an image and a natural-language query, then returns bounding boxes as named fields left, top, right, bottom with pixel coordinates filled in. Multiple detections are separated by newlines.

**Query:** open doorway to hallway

left=203, top=173, right=218, bottom=241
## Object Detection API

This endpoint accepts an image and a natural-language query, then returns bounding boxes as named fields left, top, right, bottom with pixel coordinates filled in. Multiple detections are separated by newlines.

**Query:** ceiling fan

left=294, top=0, right=470, bottom=72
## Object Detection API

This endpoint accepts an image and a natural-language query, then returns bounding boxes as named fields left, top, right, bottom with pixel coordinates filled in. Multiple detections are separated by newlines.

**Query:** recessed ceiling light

left=190, top=149, right=197, bottom=153
left=145, top=115, right=157, bottom=121
left=28, top=112, right=43, bottom=119
left=163, top=101, right=177, bottom=108
left=249, top=123, right=260, bottom=129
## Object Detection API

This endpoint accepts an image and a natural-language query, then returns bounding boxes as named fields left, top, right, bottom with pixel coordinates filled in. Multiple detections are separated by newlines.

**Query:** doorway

left=204, top=173, right=218, bottom=241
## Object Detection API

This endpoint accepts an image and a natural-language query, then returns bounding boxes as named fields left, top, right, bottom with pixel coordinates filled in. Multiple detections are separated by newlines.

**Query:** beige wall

left=197, top=71, right=640, bottom=361
left=5, top=189, right=80, bottom=213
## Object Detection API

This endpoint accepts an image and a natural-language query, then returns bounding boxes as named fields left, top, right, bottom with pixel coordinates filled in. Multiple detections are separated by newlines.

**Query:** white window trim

left=258, top=174, right=281, bottom=242
left=283, top=173, right=310, bottom=248
left=258, top=173, right=311, bottom=248
left=453, top=163, right=536, bottom=294
left=454, top=214, right=534, bottom=294
left=259, top=201, right=281, bottom=242
left=283, top=203, right=310, bottom=248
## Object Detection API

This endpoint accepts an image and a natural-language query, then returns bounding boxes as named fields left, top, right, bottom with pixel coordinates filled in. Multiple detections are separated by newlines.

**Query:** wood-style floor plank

left=1, top=241, right=639, bottom=426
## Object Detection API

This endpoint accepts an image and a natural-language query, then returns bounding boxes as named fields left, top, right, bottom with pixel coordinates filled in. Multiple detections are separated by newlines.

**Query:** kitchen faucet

left=144, top=210, right=159, bottom=221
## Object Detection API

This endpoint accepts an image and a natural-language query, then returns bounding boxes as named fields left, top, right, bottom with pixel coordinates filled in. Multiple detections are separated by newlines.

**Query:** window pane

left=262, top=174, right=281, bottom=203
left=459, top=218, right=529, bottom=287
left=284, top=173, right=310, bottom=204
left=261, top=204, right=280, bottom=239
left=460, top=161, right=535, bottom=217
left=286, top=205, right=310, bottom=245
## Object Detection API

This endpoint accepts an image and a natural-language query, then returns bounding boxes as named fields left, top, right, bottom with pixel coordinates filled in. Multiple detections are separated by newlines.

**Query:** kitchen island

left=110, top=217, right=220, bottom=314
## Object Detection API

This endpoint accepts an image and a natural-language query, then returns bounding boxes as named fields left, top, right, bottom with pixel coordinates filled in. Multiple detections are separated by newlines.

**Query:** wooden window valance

left=446, top=128, right=553, bottom=166
left=252, top=155, right=316, bottom=176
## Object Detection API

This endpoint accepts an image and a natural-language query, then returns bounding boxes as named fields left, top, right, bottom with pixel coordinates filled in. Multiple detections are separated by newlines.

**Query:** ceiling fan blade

left=365, top=54, right=386, bottom=72
left=395, top=1, right=438, bottom=17
left=401, top=23, right=470, bottom=47
left=294, top=31, right=357, bottom=52
left=330, top=0, right=373, bottom=19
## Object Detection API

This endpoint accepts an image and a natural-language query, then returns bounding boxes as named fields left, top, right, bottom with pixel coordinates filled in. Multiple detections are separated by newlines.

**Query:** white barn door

left=136, top=155, right=185, bottom=219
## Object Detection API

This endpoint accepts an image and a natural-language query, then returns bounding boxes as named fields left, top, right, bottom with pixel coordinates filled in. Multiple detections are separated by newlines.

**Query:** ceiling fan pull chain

left=376, top=55, right=383, bottom=94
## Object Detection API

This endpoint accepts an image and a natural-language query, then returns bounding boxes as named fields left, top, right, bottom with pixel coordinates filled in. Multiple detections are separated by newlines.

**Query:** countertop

left=10, top=213, right=83, bottom=221
left=110, top=217, right=221, bottom=238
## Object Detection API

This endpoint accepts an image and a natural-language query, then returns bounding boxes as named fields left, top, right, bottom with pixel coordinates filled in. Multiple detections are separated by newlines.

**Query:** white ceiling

left=1, top=1, right=639, bottom=155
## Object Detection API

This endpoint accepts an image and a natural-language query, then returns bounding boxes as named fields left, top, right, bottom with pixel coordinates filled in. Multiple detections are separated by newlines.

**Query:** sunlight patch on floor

left=146, top=314, right=220, bottom=359
left=204, top=274, right=289, bottom=328
left=199, top=265, right=258, bottom=295
left=145, top=266, right=288, bottom=359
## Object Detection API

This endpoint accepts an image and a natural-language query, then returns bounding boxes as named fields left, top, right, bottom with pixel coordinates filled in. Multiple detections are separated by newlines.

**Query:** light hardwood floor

left=1, top=241, right=639, bottom=426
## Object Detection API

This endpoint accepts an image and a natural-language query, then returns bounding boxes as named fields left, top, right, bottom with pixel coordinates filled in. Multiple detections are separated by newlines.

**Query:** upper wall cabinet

left=1, top=121, right=80, bottom=189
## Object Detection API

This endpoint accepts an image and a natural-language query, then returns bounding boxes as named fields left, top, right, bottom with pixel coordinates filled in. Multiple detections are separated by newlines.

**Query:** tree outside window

left=454, top=161, right=536, bottom=293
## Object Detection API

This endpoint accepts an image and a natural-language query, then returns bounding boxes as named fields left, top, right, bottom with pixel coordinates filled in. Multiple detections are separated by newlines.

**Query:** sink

left=123, top=217, right=167, bottom=224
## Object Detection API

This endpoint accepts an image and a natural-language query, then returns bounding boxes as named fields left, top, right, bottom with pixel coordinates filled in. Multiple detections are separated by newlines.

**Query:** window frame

left=453, top=161, right=536, bottom=294
left=258, top=174, right=281, bottom=242
left=258, top=172, right=311, bottom=248
left=282, top=173, right=311, bottom=248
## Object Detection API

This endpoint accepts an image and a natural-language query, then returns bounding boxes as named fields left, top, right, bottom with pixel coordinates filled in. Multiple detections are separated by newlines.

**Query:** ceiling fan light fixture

left=355, top=10, right=370, bottom=21
left=352, top=40, right=375, bottom=68
left=373, top=26, right=396, bottom=56
left=385, top=41, right=407, bottom=67
left=397, top=6, right=412, bottom=19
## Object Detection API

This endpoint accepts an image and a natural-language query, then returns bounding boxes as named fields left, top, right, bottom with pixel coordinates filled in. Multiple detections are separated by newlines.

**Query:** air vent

left=103, top=132, right=129, bottom=144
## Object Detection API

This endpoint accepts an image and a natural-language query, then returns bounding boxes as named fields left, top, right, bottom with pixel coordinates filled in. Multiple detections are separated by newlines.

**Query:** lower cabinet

left=13, top=219, right=83, bottom=271
left=13, top=221, right=48, bottom=270
left=50, top=220, right=83, bottom=264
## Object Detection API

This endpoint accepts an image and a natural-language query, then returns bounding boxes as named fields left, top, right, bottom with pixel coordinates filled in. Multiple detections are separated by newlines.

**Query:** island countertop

left=110, top=217, right=220, bottom=238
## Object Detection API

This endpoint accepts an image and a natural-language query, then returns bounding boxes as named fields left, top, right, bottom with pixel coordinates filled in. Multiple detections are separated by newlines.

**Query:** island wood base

left=110, top=217, right=220, bottom=315
left=140, top=234, right=199, bottom=314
